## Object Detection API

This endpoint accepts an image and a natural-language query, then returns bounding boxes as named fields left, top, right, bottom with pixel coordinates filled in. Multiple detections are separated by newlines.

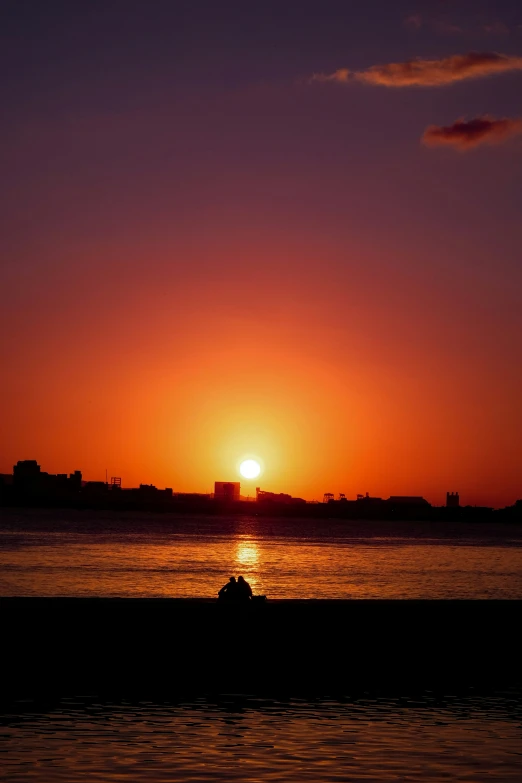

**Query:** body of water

left=1, top=509, right=522, bottom=781
left=2, top=692, right=522, bottom=782
left=1, top=509, right=522, bottom=599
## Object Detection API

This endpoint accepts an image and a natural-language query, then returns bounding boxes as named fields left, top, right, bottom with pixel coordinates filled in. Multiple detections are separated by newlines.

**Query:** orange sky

left=1, top=1, right=522, bottom=508
left=2, top=233, right=521, bottom=507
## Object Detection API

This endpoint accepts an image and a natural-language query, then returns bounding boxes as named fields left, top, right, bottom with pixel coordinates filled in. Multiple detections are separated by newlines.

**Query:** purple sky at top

left=2, top=0, right=521, bottom=268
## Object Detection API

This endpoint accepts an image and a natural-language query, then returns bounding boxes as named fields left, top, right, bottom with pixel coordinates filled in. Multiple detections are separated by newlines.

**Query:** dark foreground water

left=1, top=509, right=522, bottom=598
left=2, top=510, right=522, bottom=781
left=2, top=692, right=522, bottom=782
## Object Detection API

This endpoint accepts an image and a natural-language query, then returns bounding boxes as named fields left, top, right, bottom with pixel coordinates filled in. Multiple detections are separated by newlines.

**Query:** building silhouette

left=256, top=487, right=306, bottom=505
left=447, top=492, right=460, bottom=508
left=13, top=460, right=82, bottom=493
left=214, top=481, right=240, bottom=502
left=388, top=496, right=430, bottom=506
left=13, top=460, right=41, bottom=481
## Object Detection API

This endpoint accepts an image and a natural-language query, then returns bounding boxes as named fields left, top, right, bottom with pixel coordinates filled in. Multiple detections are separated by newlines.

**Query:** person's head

left=229, top=576, right=236, bottom=583
left=238, top=575, right=244, bottom=583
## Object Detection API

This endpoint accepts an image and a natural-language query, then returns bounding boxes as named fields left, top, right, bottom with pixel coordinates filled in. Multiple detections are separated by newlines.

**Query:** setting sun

left=239, top=459, right=261, bottom=479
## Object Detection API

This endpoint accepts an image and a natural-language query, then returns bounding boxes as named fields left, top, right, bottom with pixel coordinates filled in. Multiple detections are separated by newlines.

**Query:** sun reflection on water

left=2, top=519, right=522, bottom=599
left=235, top=538, right=259, bottom=567
left=234, top=538, right=261, bottom=593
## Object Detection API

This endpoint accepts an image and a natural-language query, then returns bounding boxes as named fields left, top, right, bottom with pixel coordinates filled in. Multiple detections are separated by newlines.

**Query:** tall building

left=446, top=492, right=460, bottom=508
left=214, top=481, right=240, bottom=502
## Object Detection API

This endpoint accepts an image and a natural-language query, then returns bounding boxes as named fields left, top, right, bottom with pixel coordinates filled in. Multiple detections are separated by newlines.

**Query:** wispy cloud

left=310, top=68, right=350, bottom=84
left=483, top=22, right=510, bottom=35
left=403, top=14, right=423, bottom=30
left=312, top=53, right=522, bottom=88
left=355, top=52, right=522, bottom=87
left=433, top=21, right=463, bottom=35
left=422, top=116, right=522, bottom=150
left=403, top=12, right=514, bottom=37
left=402, top=12, right=462, bottom=35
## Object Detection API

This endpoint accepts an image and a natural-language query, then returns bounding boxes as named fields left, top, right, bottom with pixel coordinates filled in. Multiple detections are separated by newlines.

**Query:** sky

left=1, top=0, right=522, bottom=507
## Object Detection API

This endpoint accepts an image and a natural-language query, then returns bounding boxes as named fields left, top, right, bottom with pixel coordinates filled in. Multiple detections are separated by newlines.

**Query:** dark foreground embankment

left=1, top=598, right=520, bottom=698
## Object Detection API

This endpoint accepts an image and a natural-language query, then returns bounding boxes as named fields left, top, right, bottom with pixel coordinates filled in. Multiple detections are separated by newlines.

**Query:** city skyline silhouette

left=2, top=457, right=521, bottom=517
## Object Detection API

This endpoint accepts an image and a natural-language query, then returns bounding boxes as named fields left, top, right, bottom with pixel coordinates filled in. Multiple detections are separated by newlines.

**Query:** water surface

left=1, top=509, right=521, bottom=598
left=2, top=692, right=521, bottom=782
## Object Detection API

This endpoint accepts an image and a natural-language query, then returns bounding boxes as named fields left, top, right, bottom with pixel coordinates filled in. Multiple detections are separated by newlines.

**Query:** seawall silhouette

left=1, top=598, right=520, bottom=698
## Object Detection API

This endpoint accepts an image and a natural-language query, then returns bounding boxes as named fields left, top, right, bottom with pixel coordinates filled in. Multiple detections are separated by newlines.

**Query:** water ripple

left=1, top=692, right=521, bottom=782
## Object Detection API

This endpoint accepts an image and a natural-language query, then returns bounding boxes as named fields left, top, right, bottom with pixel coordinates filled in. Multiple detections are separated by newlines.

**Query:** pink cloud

left=311, top=52, right=522, bottom=89
left=310, top=68, right=350, bottom=84
left=356, top=52, right=522, bottom=87
left=422, top=116, right=522, bottom=150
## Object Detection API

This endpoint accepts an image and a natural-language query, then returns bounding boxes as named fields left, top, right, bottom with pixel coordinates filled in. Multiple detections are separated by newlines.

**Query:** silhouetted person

left=237, top=575, right=253, bottom=600
left=218, top=576, right=238, bottom=601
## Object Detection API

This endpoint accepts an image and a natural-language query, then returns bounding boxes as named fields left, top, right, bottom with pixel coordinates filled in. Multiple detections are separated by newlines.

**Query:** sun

left=239, top=459, right=261, bottom=479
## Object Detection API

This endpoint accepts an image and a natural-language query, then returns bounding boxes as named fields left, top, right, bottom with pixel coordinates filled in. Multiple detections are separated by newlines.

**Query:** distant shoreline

left=2, top=506, right=522, bottom=539
left=1, top=499, right=521, bottom=523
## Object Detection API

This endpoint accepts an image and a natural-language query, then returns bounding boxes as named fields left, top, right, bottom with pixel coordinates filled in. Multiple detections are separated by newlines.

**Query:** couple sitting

left=218, top=575, right=253, bottom=601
